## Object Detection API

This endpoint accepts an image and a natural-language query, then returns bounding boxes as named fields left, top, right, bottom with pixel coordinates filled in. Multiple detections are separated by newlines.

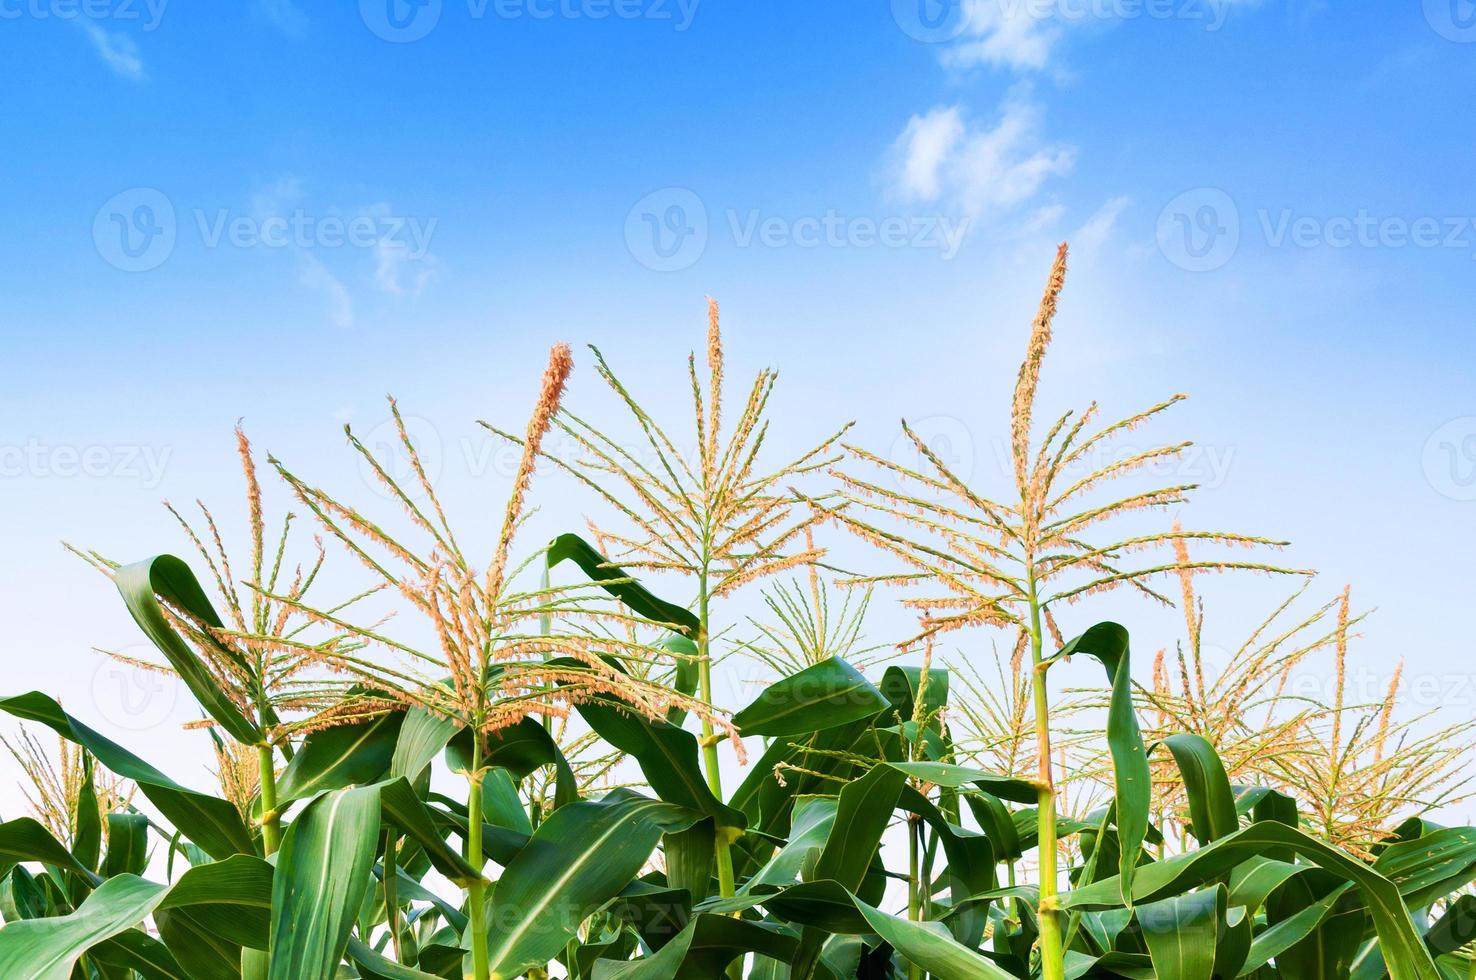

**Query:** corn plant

left=0, top=264, right=1473, bottom=980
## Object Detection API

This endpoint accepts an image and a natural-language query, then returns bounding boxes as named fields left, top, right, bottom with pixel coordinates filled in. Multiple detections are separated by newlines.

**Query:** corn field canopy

left=4, top=251, right=1475, bottom=980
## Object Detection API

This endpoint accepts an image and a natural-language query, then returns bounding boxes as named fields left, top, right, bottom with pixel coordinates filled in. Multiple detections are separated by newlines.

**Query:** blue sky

left=3, top=1, right=1476, bottom=806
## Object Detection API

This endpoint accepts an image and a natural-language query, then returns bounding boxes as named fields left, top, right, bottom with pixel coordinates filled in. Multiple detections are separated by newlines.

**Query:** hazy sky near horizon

left=3, top=2, right=1475, bottom=818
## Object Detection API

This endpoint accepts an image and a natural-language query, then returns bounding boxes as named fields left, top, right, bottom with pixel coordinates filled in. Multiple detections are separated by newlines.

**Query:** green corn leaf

left=113, top=556, right=263, bottom=744
left=593, top=914, right=800, bottom=979
left=0, top=691, right=255, bottom=859
left=811, top=765, right=907, bottom=892
left=887, top=761, right=1040, bottom=805
left=390, top=706, right=461, bottom=781
left=102, top=812, right=150, bottom=878
left=89, top=928, right=190, bottom=980
left=0, top=817, right=101, bottom=885
left=484, top=789, right=700, bottom=979
left=1054, top=622, right=1149, bottom=904
left=1155, top=733, right=1238, bottom=844
left=851, top=897, right=1016, bottom=980
left=733, top=657, right=889, bottom=737
left=1064, top=821, right=1441, bottom=980
left=547, top=533, right=698, bottom=637
left=1374, top=826, right=1476, bottom=909
left=276, top=710, right=404, bottom=803
left=0, top=855, right=272, bottom=980
left=72, top=756, right=102, bottom=875
left=344, top=936, right=443, bottom=980
left=1135, top=884, right=1225, bottom=980
left=563, top=684, right=744, bottom=829
left=268, top=785, right=382, bottom=980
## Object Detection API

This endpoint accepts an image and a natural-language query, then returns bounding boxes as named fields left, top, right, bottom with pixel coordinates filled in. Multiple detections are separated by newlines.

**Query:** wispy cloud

left=297, top=253, right=353, bottom=328
left=1073, top=195, right=1130, bottom=254
left=76, top=20, right=144, bottom=80
left=253, top=0, right=309, bottom=38
left=888, top=96, right=1075, bottom=223
left=941, top=0, right=1264, bottom=74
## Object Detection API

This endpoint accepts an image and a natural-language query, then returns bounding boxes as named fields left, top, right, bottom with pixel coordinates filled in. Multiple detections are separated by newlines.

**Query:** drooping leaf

left=593, top=914, right=799, bottom=979
left=734, top=658, right=889, bottom=737
left=113, top=555, right=263, bottom=744
left=0, top=856, right=271, bottom=980
left=547, top=533, right=698, bottom=637
left=0, top=817, right=101, bottom=885
left=276, top=710, right=404, bottom=802
left=564, top=684, right=744, bottom=829
left=1155, top=733, right=1238, bottom=844
left=0, top=692, right=255, bottom=859
left=851, top=897, right=1016, bottom=980
left=1054, top=623, right=1149, bottom=905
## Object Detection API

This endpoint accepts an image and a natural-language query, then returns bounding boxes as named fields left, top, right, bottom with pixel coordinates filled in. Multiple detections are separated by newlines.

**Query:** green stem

left=383, top=830, right=402, bottom=965
left=466, top=737, right=490, bottom=980
left=256, top=743, right=280, bottom=856
left=696, top=568, right=736, bottom=897
left=698, top=567, right=743, bottom=980
left=1028, top=576, right=1065, bottom=980
left=908, top=816, right=924, bottom=980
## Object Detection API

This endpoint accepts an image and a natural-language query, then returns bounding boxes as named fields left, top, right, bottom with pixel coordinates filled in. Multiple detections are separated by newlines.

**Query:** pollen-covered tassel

left=486, top=342, right=574, bottom=603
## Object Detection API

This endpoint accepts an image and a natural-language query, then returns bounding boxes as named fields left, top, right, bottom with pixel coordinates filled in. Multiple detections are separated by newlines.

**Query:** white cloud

left=253, top=0, right=309, bottom=38
left=946, top=1, right=1059, bottom=71
left=889, top=99, right=1075, bottom=222
left=76, top=21, right=144, bottom=80
left=297, top=254, right=353, bottom=328
left=374, top=241, right=439, bottom=297
left=1072, top=195, right=1130, bottom=254
left=251, top=175, right=306, bottom=221
left=941, top=0, right=1266, bottom=73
